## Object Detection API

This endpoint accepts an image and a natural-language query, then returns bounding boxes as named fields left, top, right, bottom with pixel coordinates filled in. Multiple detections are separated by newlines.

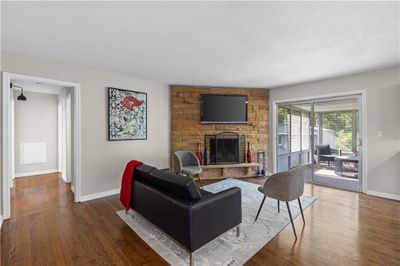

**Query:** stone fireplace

left=205, top=132, right=246, bottom=164
left=170, top=85, right=269, bottom=178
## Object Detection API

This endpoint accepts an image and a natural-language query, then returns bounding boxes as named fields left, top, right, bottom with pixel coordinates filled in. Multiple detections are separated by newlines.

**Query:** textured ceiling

left=2, top=1, right=399, bottom=88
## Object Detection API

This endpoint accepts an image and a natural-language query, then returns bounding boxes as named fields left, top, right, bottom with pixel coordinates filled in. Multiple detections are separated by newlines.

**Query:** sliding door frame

left=271, top=90, right=367, bottom=193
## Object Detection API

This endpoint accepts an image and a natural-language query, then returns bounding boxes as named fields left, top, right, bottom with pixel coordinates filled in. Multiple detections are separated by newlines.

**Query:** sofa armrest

left=188, top=187, right=242, bottom=252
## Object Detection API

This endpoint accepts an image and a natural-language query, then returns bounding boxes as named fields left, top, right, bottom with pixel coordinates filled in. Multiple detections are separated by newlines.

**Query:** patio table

left=334, top=156, right=359, bottom=175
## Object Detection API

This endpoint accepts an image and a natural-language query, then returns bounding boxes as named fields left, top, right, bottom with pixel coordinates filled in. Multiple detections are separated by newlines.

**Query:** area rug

left=117, top=178, right=316, bottom=265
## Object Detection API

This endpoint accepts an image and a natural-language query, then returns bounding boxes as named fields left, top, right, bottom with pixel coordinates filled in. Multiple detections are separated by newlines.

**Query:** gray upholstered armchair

left=174, top=150, right=203, bottom=188
left=255, top=164, right=311, bottom=239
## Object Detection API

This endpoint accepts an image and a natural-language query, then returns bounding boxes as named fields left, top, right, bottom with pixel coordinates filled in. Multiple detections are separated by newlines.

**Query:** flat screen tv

left=201, top=94, right=248, bottom=124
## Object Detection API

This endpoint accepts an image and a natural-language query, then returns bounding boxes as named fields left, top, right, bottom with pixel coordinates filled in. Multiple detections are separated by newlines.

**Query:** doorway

left=2, top=72, right=81, bottom=220
left=274, top=93, right=365, bottom=192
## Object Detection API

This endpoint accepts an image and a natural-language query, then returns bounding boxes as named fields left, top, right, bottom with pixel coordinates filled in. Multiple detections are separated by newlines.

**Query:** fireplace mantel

left=201, top=162, right=260, bottom=179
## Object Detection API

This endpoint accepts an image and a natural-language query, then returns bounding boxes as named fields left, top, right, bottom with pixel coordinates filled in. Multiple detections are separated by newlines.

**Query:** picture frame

left=108, top=87, right=147, bottom=141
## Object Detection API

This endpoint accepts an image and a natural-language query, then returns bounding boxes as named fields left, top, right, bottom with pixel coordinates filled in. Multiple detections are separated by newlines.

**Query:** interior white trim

left=271, top=90, right=368, bottom=193
left=0, top=215, right=3, bottom=229
left=74, top=83, right=82, bottom=203
left=2, top=73, right=12, bottom=220
left=367, top=190, right=400, bottom=201
left=58, top=100, right=63, bottom=181
left=272, top=90, right=367, bottom=105
left=79, top=189, right=120, bottom=202
left=2, top=72, right=82, bottom=220
left=360, top=91, right=368, bottom=194
left=14, top=169, right=59, bottom=178
left=10, top=95, right=15, bottom=188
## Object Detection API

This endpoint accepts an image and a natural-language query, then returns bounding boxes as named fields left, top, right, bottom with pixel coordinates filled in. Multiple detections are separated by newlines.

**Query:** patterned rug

left=117, top=178, right=316, bottom=265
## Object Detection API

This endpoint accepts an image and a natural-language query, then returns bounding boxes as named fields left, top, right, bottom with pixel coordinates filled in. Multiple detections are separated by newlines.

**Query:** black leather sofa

left=130, top=164, right=242, bottom=254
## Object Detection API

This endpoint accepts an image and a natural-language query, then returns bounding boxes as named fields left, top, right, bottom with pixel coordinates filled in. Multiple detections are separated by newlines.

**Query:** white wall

left=269, top=67, right=400, bottom=197
left=13, top=91, right=59, bottom=175
left=1, top=51, right=171, bottom=197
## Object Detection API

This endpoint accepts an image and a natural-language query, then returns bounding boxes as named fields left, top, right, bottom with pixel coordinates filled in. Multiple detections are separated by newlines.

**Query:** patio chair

left=314, top=144, right=341, bottom=166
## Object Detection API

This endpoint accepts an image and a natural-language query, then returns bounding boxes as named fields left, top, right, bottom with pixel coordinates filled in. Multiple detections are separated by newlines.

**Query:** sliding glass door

left=275, top=95, right=363, bottom=191
left=276, top=102, right=312, bottom=175
left=312, top=97, right=361, bottom=191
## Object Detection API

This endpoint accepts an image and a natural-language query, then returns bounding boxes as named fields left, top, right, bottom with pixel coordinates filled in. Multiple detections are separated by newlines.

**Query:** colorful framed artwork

left=108, top=87, right=147, bottom=141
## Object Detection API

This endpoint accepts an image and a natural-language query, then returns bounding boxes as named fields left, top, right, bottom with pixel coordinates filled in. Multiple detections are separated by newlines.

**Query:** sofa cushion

left=134, top=164, right=157, bottom=185
left=149, top=169, right=202, bottom=201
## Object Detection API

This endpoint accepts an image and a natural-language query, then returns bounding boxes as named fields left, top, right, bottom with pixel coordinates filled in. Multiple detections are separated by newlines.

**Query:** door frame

left=58, top=92, right=72, bottom=184
left=271, top=90, right=367, bottom=193
left=2, top=72, right=82, bottom=220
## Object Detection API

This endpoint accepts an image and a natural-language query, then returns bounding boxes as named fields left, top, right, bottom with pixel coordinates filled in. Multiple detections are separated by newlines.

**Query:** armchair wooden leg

left=298, top=198, right=305, bottom=224
left=255, top=196, right=266, bottom=221
left=286, top=202, right=297, bottom=240
left=277, top=200, right=280, bottom=213
left=197, top=174, right=204, bottom=189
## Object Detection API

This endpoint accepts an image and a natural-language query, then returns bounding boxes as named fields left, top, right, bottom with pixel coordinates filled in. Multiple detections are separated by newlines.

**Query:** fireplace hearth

left=204, top=132, right=246, bottom=164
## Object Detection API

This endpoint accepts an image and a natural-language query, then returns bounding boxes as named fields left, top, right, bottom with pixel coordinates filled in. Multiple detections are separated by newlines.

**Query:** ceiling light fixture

left=11, top=83, right=27, bottom=101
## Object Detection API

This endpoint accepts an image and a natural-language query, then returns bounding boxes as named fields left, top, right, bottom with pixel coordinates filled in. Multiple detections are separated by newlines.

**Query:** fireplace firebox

left=204, top=132, right=246, bottom=164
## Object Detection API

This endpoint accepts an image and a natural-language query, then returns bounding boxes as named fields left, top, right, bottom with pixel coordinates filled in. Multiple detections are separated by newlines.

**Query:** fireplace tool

left=256, top=150, right=267, bottom=177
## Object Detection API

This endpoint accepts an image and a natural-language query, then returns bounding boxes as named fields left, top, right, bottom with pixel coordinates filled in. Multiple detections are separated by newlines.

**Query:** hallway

left=11, top=173, right=72, bottom=218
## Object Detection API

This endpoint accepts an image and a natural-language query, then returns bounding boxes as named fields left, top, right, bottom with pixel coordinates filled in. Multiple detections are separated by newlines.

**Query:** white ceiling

left=11, top=79, right=64, bottom=95
left=2, top=1, right=399, bottom=88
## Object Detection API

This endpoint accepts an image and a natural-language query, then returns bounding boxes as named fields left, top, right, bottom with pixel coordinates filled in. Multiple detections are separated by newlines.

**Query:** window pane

left=291, top=111, right=301, bottom=152
left=277, top=107, right=290, bottom=155
left=322, top=111, right=355, bottom=152
left=302, top=112, right=310, bottom=150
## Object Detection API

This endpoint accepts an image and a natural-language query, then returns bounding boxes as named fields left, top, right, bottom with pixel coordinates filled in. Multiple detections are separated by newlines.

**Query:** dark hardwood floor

left=1, top=173, right=399, bottom=265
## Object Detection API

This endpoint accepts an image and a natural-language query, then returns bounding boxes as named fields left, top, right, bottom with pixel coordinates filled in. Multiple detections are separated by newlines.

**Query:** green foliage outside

left=277, top=107, right=357, bottom=152
left=320, top=111, right=356, bottom=151
left=335, top=130, right=353, bottom=151
left=277, top=107, right=289, bottom=124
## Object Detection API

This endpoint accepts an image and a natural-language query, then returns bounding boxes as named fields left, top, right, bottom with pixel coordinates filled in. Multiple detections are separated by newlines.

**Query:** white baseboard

left=0, top=215, right=3, bottom=230
left=79, top=189, right=120, bottom=202
left=71, top=185, right=76, bottom=194
left=367, top=190, right=400, bottom=201
left=14, top=169, right=59, bottom=178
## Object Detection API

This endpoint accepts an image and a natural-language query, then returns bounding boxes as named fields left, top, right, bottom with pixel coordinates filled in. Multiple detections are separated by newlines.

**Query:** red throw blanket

left=120, top=160, right=143, bottom=210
